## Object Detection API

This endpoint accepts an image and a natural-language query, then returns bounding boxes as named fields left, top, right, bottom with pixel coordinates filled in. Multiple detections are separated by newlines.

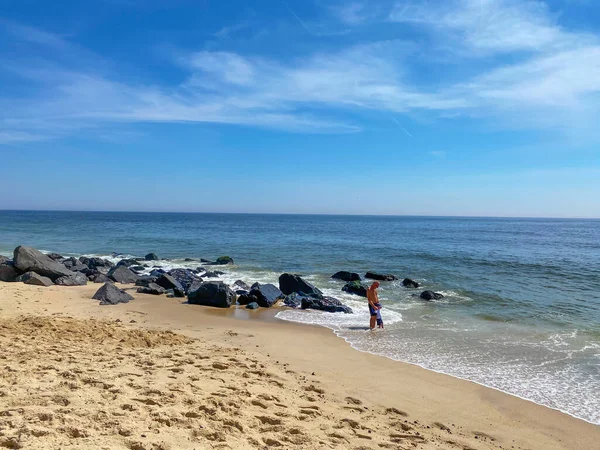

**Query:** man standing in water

left=367, top=281, right=381, bottom=330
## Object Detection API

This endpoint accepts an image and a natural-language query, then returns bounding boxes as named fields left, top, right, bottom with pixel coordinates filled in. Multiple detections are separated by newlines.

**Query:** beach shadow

left=347, top=326, right=371, bottom=331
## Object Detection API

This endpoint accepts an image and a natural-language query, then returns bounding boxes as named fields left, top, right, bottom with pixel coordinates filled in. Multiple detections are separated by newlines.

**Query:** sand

left=0, top=282, right=598, bottom=450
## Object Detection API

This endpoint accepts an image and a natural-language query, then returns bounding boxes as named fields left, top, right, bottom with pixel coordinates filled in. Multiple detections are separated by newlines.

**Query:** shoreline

left=1, top=282, right=598, bottom=449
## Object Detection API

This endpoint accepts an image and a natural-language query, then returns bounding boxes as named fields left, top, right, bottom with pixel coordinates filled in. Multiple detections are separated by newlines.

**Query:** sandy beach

left=0, top=282, right=598, bottom=450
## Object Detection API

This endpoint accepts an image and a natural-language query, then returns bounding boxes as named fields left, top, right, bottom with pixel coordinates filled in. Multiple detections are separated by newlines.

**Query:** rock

left=137, top=283, right=165, bottom=295
left=92, top=282, right=134, bottom=305
left=87, top=257, right=114, bottom=272
left=0, top=255, right=9, bottom=264
left=301, top=296, right=353, bottom=314
left=71, top=262, right=90, bottom=273
left=116, top=258, right=138, bottom=268
left=145, top=253, right=159, bottom=261
left=402, top=278, right=420, bottom=288
left=331, top=271, right=361, bottom=282
left=279, top=273, right=323, bottom=298
left=184, top=258, right=195, bottom=262
left=168, top=268, right=201, bottom=294
left=130, top=265, right=146, bottom=273
left=156, top=274, right=185, bottom=297
left=283, top=292, right=302, bottom=308
left=187, top=281, right=235, bottom=308
left=107, top=265, right=139, bottom=284
left=0, top=261, right=22, bottom=282
left=55, top=272, right=88, bottom=286
left=47, top=253, right=65, bottom=261
left=342, top=280, right=368, bottom=297
left=365, top=272, right=398, bottom=281
left=150, top=269, right=166, bottom=277
left=90, top=273, right=112, bottom=283
left=233, top=280, right=249, bottom=291
left=62, top=257, right=79, bottom=268
left=237, top=292, right=258, bottom=305
left=214, top=256, right=234, bottom=265
left=203, top=271, right=220, bottom=278
left=200, top=258, right=211, bottom=263
left=246, top=302, right=260, bottom=310
left=13, top=246, right=76, bottom=281
left=420, top=290, right=444, bottom=301
left=16, top=271, right=54, bottom=287
left=248, top=283, right=284, bottom=308
left=135, top=276, right=158, bottom=287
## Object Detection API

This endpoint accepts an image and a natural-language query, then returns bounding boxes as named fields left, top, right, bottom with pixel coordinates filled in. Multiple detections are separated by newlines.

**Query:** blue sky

left=1, top=0, right=599, bottom=217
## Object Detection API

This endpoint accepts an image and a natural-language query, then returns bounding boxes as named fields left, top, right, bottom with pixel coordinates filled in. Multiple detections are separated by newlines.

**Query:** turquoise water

left=0, top=211, right=598, bottom=424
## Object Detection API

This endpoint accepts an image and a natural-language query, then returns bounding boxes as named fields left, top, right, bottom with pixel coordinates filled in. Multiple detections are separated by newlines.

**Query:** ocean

left=0, top=211, right=598, bottom=425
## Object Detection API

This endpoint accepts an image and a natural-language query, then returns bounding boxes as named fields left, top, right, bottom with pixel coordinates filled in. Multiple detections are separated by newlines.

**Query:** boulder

left=214, top=256, right=234, bottom=265
left=135, top=276, right=159, bottom=287
left=13, top=246, right=76, bottom=281
left=62, top=257, right=79, bottom=269
left=90, top=273, right=112, bottom=283
left=365, top=272, right=398, bottom=281
left=150, top=269, right=166, bottom=277
left=55, top=272, right=88, bottom=286
left=107, top=265, right=139, bottom=284
left=237, top=292, right=258, bottom=306
left=246, top=302, right=260, bottom=310
left=0, top=261, right=22, bottom=282
left=145, top=253, right=159, bottom=261
left=283, top=292, right=302, bottom=308
left=184, top=258, right=196, bottom=262
left=87, top=257, right=115, bottom=273
left=17, top=271, right=54, bottom=287
left=156, top=274, right=185, bottom=297
left=0, top=255, right=10, bottom=264
left=203, top=271, right=220, bottom=278
left=130, top=265, right=146, bottom=273
left=402, top=278, right=420, bottom=288
left=200, top=258, right=211, bottom=263
left=188, top=281, right=235, bottom=308
left=233, top=280, right=250, bottom=291
left=342, top=280, right=367, bottom=297
left=168, top=268, right=200, bottom=294
left=92, top=282, right=134, bottom=305
left=137, top=283, right=166, bottom=295
left=279, top=273, right=323, bottom=298
left=331, top=271, right=361, bottom=282
left=420, top=290, right=444, bottom=301
left=248, top=283, right=284, bottom=308
left=301, top=296, right=353, bottom=314
left=116, top=258, right=138, bottom=268
left=47, top=253, right=65, bottom=262
left=71, top=262, right=90, bottom=273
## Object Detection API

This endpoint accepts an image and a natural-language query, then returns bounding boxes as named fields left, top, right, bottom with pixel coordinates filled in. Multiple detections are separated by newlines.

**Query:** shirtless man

left=367, top=281, right=380, bottom=330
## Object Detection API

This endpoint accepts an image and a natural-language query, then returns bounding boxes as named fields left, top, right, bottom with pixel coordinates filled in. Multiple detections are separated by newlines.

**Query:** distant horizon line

left=0, top=209, right=598, bottom=220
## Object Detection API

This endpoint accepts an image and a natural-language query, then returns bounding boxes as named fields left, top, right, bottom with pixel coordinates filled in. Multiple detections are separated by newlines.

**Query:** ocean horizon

left=1, top=210, right=599, bottom=425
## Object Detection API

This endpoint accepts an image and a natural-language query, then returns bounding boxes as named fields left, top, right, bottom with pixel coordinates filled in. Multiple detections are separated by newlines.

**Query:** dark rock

left=0, top=261, right=22, bottom=282
left=156, top=274, right=185, bottom=297
left=402, top=278, right=420, bottom=288
left=71, top=262, right=90, bottom=273
left=0, top=255, right=9, bottom=264
left=365, top=272, right=398, bottom=281
left=137, top=283, right=165, bottom=295
left=62, top=257, right=79, bottom=268
left=214, top=256, right=234, bottom=265
left=233, top=280, right=250, bottom=291
left=200, top=258, right=211, bottom=263
left=420, top=290, right=444, bottom=301
left=246, top=302, right=259, bottom=310
left=188, top=281, right=235, bottom=308
left=145, top=253, right=159, bottom=261
left=248, top=283, right=284, bottom=308
left=90, top=273, right=112, bottom=283
left=17, top=271, right=54, bottom=287
left=47, top=253, right=65, bottom=262
left=331, top=271, right=361, bottom=282
left=107, top=265, right=139, bottom=284
left=135, top=276, right=158, bottom=287
left=13, top=246, right=76, bottom=281
left=116, top=258, right=138, bottom=268
left=283, top=292, right=302, bottom=308
left=203, top=271, right=220, bottom=278
left=150, top=269, right=166, bottom=277
left=237, top=292, right=258, bottom=305
left=92, top=282, right=134, bottom=305
left=279, top=273, right=323, bottom=298
left=168, top=268, right=201, bottom=294
left=130, top=265, right=146, bottom=273
left=342, top=280, right=368, bottom=297
left=87, top=257, right=114, bottom=271
left=55, top=272, right=88, bottom=286
left=301, top=296, right=353, bottom=314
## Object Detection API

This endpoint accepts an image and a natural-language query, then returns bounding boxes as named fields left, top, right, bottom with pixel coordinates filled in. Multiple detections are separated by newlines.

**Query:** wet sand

left=0, top=282, right=598, bottom=449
